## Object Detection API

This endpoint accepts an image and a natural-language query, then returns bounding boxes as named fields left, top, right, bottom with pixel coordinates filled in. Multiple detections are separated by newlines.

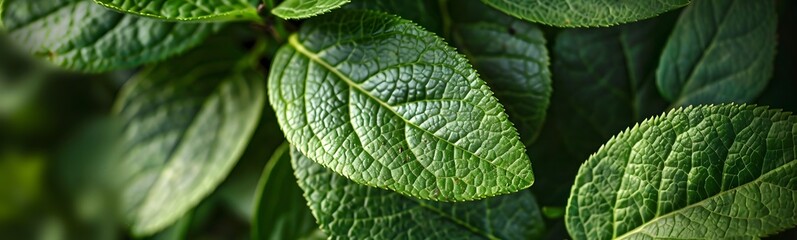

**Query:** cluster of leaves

left=1, top=0, right=796, bottom=239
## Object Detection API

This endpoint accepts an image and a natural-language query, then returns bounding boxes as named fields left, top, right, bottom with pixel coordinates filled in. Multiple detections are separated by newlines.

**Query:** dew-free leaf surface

left=292, top=147, right=544, bottom=239
left=268, top=10, right=534, bottom=202
left=567, top=104, right=797, bottom=239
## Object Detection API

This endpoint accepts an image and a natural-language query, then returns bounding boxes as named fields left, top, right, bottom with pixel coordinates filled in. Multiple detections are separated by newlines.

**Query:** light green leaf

left=1, top=0, right=220, bottom=73
left=93, top=0, right=260, bottom=21
left=0, top=0, right=5, bottom=29
left=112, top=37, right=264, bottom=235
left=268, top=10, right=534, bottom=202
left=480, top=0, right=689, bottom=27
left=566, top=104, right=797, bottom=239
left=656, top=0, right=777, bottom=106
left=252, top=144, right=321, bottom=240
left=292, top=147, right=545, bottom=239
left=448, top=0, right=551, bottom=145
left=271, top=0, right=350, bottom=19
left=344, top=0, right=443, bottom=35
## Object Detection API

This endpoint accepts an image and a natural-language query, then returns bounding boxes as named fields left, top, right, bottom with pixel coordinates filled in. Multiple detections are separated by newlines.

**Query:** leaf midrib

left=615, top=159, right=797, bottom=239
left=286, top=34, right=531, bottom=187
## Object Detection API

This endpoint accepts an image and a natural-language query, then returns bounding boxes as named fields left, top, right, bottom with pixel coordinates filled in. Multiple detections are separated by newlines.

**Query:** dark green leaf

left=93, top=0, right=260, bottom=21
left=268, top=10, right=534, bottom=201
left=271, top=0, right=350, bottom=19
left=252, top=144, right=321, bottom=240
left=480, top=0, right=688, bottom=27
left=567, top=104, right=797, bottom=239
left=112, top=37, right=264, bottom=235
left=292, top=147, right=544, bottom=239
left=656, top=0, right=777, bottom=106
left=448, top=0, right=551, bottom=145
left=344, top=0, right=443, bottom=35
left=2, top=0, right=220, bottom=73
left=532, top=17, right=673, bottom=206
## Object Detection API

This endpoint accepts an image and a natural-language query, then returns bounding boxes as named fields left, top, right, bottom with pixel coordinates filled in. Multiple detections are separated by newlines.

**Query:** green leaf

left=112, top=37, right=264, bottom=235
left=344, top=0, right=443, bottom=36
left=448, top=0, right=551, bottom=145
left=268, top=10, right=534, bottom=202
left=214, top=96, right=285, bottom=221
left=271, top=0, right=350, bottom=19
left=1, top=0, right=220, bottom=73
left=480, top=0, right=689, bottom=27
left=532, top=17, right=674, bottom=206
left=566, top=104, right=797, bottom=239
left=252, top=144, right=321, bottom=240
left=292, top=147, right=545, bottom=239
left=93, top=0, right=260, bottom=21
left=552, top=17, right=671, bottom=163
left=656, top=0, right=777, bottom=106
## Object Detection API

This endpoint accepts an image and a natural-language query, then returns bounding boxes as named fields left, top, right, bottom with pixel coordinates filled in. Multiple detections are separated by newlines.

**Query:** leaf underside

left=1, top=0, right=219, bottom=73
left=656, top=0, right=777, bottom=106
left=567, top=104, right=797, bottom=239
left=268, top=10, right=534, bottom=202
left=292, top=147, right=545, bottom=239
left=271, top=0, right=351, bottom=19
left=113, top=37, right=264, bottom=235
left=93, top=0, right=260, bottom=21
left=480, top=0, right=689, bottom=27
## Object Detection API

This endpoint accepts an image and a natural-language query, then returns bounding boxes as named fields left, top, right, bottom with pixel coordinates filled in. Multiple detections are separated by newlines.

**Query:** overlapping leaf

left=268, top=10, right=534, bottom=202
left=533, top=17, right=673, bottom=205
left=344, top=0, right=442, bottom=35
left=657, top=0, right=777, bottom=106
left=252, top=144, right=321, bottom=240
left=271, top=0, right=350, bottom=19
left=2, top=0, right=219, bottom=73
left=480, top=0, right=689, bottom=27
left=112, top=37, right=264, bottom=235
left=567, top=104, right=797, bottom=239
left=93, top=0, right=260, bottom=21
left=448, top=0, right=551, bottom=145
left=292, top=147, right=544, bottom=239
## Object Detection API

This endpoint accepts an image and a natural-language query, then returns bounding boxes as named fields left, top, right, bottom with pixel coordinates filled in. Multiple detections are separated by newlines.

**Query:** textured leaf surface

left=566, top=104, right=797, bottom=239
left=93, top=0, right=259, bottom=21
left=448, top=0, right=551, bottom=145
left=480, top=0, right=688, bottom=27
left=272, top=0, right=350, bottom=19
left=656, top=0, right=776, bottom=106
left=113, top=37, right=264, bottom=235
left=292, top=148, right=544, bottom=239
left=1, top=0, right=219, bottom=73
left=252, top=144, right=321, bottom=240
left=268, top=10, right=534, bottom=201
